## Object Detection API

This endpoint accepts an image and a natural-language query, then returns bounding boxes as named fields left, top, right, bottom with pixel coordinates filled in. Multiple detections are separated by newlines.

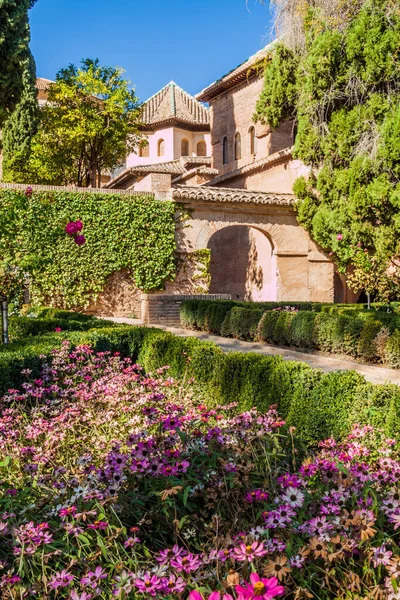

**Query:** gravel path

left=104, top=318, right=400, bottom=386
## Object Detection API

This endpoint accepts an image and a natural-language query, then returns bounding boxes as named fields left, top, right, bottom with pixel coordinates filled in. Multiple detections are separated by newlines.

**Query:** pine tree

left=2, top=51, right=39, bottom=182
left=0, top=0, right=37, bottom=125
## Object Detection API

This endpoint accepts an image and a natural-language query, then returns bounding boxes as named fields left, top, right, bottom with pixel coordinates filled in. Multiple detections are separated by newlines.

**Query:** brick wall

left=141, top=294, right=231, bottom=326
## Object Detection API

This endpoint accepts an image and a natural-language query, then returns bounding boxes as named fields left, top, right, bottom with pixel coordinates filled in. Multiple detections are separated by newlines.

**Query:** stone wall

left=85, top=270, right=142, bottom=318
left=141, top=293, right=231, bottom=326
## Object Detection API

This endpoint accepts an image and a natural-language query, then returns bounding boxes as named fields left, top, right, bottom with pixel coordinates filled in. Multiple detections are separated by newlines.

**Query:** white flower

left=281, top=487, right=305, bottom=508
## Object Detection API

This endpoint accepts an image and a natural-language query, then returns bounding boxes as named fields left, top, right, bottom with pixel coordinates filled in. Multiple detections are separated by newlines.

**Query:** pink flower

left=233, top=541, right=267, bottom=562
left=336, top=234, right=343, bottom=241
left=74, top=220, right=83, bottom=232
left=74, top=234, right=86, bottom=246
left=134, top=572, right=162, bottom=596
left=236, top=574, right=284, bottom=600
left=25, top=186, right=33, bottom=197
left=55, top=327, right=63, bottom=333
left=65, top=222, right=78, bottom=236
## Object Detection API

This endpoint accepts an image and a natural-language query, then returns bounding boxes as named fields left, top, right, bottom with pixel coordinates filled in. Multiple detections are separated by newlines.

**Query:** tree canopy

left=0, top=0, right=37, bottom=126
left=255, top=0, right=400, bottom=300
left=27, top=59, right=142, bottom=187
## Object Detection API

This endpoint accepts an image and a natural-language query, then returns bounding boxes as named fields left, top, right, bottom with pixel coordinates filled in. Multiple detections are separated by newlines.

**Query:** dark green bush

left=258, top=311, right=280, bottom=343
left=204, top=302, right=233, bottom=334
left=385, top=330, right=400, bottom=369
left=227, top=307, right=264, bottom=340
left=290, top=312, right=318, bottom=348
left=357, top=319, right=383, bottom=361
left=9, top=316, right=116, bottom=342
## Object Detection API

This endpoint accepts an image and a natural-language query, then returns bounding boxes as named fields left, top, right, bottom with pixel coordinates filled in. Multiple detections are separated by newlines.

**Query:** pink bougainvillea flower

left=336, top=234, right=343, bottom=241
left=74, top=220, right=83, bottom=232
left=236, top=574, right=284, bottom=600
left=65, top=222, right=78, bottom=236
left=74, top=234, right=86, bottom=246
left=55, top=327, right=63, bottom=333
left=25, top=186, right=33, bottom=197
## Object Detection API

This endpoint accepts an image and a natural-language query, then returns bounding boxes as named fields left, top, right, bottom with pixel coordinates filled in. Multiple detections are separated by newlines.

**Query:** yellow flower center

left=254, top=582, right=266, bottom=594
left=246, top=545, right=253, bottom=554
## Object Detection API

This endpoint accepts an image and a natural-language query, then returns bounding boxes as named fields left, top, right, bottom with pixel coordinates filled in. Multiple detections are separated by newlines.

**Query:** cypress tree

left=0, top=0, right=37, bottom=126
left=2, top=50, right=39, bottom=183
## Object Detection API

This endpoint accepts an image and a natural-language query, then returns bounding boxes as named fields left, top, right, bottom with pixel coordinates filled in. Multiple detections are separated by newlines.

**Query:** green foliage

left=2, top=52, right=39, bottom=182
left=0, top=0, right=36, bottom=126
left=0, top=189, right=176, bottom=307
left=8, top=315, right=118, bottom=342
left=255, top=0, right=400, bottom=298
left=254, top=44, right=298, bottom=128
left=27, top=59, right=142, bottom=187
left=182, top=300, right=400, bottom=365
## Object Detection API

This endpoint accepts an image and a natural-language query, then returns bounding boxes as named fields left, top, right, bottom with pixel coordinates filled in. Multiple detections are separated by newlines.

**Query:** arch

left=157, top=139, right=165, bottom=157
left=181, top=138, right=189, bottom=157
left=197, top=140, right=207, bottom=156
left=249, top=126, right=256, bottom=155
left=195, top=220, right=285, bottom=253
left=138, top=142, right=149, bottom=158
left=207, top=225, right=277, bottom=301
left=222, top=136, right=228, bottom=164
left=235, top=132, right=241, bottom=160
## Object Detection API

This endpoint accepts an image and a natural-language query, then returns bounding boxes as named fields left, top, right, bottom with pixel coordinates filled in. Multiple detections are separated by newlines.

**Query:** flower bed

left=1, top=342, right=400, bottom=598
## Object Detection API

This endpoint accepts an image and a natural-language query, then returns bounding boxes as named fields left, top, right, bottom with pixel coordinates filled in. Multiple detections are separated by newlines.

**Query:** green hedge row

left=181, top=300, right=400, bottom=367
left=1, top=324, right=400, bottom=445
left=8, top=315, right=118, bottom=342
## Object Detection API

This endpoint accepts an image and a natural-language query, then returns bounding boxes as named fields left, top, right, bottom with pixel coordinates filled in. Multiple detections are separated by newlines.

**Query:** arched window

left=181, top=138, right=189, bottom=157
left=235, top=132, right=241, bottom=160
left=222, top=136, right=228, bottom=165
left=157, top=139, right=165, bottom=157
left=249, top=126, right=256, bottom=155
left=197, top=140, right=207, bottom=157
left=138, top=142, right=149, bottom=158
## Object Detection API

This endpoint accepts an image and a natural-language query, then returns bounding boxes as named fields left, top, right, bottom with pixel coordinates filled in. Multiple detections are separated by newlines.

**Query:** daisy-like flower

left=80, top=566, right=107, bottom=589
left=189, top=592, right=234, bottom=600
left=134, top=572, right=162, bottom=597
left=170, top=553, right=203, bottom=573
left=263, top=556, right=292, bottom=581
left=236, top=573, right=284, bottom=599
left=372, top=545, right=393, bottom=567
left=233, top=541, right=267, bottom=562
left=308, top=537, right=328, bottom=559
left=160, top=574, right=186, bottom=594
left=156, top=545, right=185, bottom=564
left=281, top=487, right=304, bottom=508
left=49, top=570, right=74, bottom=589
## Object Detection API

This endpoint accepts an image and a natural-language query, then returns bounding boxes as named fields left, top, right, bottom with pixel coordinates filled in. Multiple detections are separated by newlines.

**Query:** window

left=249, top=126, right=256, bottom=155
left=181, top=138, right=189, bottom=156
left=138, top=142, right=149, bottom=158
left=235, top=132, right=241, bottom=160
left=222, top=136, right=228, bottom=164
left=157, top=139, right=165, bottom=157
left=197, top=140, right=207, bottom=156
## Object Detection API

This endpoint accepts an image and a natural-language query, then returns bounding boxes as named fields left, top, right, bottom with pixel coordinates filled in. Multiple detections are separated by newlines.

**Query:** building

left=104, top=44, right=356, bottom=306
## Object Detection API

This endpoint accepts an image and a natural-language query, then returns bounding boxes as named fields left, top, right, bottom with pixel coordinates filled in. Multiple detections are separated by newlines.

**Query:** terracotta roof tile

left=36, top=77, right=54, bottom=91
left=172, top=185, right=295, bottom=206
left=141, top=82, right=210, bottom=130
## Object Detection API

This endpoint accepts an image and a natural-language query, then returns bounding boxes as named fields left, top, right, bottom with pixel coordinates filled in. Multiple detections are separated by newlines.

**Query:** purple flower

left=134, top=572, right=162, bottom=596
left=74, top=234, right=86, bottom=246
left=81, top=566, right=107, bottom=589
left=49, top=570, right=74, bottom=589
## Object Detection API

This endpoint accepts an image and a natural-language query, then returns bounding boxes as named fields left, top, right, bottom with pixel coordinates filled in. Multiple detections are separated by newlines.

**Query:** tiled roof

left=140, top=82, right=210, bottom=131
left=36, top=77, right=54, bottom=90
left=196, top=41, right=276, bottom=102
left=104, top=157, right=213, bottom=189
left=205, top=148, right=292, bottom=187
left=172, top=166, right=219, bottom=184
left=172, top=185, right=295, bottom=206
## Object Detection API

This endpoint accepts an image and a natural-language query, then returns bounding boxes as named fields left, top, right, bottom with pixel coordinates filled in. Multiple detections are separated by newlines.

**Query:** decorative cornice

left=172, top=166, right=219, bottom=184
left=196, top=42, right=276, bottom=102
left=205, top=147, right=292, bottom=187
left=172, top=185, right=296, bottom=206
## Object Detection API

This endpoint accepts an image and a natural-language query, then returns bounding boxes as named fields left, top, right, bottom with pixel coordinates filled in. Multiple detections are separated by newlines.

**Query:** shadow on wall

left=207, top=225, right=277, bottom=301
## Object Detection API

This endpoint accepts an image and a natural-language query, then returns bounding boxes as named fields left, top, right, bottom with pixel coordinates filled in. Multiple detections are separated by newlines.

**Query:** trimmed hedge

left=8, top=315, right=118, bottom=342
left=181, top=300, right=400, bottom=366
left=1, top=324, right=400, bottom=445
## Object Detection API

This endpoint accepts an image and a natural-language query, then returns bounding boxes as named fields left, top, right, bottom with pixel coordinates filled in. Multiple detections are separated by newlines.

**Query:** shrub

left=385, top=330, right=400, bottom=369
left=258, top=311, right=280, bottom=343
left=290, top=311, right=318, bottom=348
left=8, top=315, right=116, bottom=342
left=179, top=300, right=200, bottom=329
left=272, top=312, right=296, bottom=345
left=204, top=302, right=232, bottom=334
left=356, top=318, right=382, bottom=361
left=227, top=307, right=264, bottom=340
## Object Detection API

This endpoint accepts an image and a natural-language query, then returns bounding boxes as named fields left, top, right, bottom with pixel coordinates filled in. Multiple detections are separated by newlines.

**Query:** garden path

left=104, top=317, right=400, bottom=386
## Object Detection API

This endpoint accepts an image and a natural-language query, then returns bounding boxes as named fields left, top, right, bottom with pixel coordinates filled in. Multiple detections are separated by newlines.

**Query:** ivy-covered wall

left=0, top=189, right=177, bottom=309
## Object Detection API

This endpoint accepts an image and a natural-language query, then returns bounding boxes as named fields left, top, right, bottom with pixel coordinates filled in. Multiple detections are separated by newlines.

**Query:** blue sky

left=29, top=0, right=273, bottom=103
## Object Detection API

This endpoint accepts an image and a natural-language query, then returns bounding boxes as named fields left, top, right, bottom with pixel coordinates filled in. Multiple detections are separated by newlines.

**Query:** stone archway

left=207, top=225, right=277, bottom=301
